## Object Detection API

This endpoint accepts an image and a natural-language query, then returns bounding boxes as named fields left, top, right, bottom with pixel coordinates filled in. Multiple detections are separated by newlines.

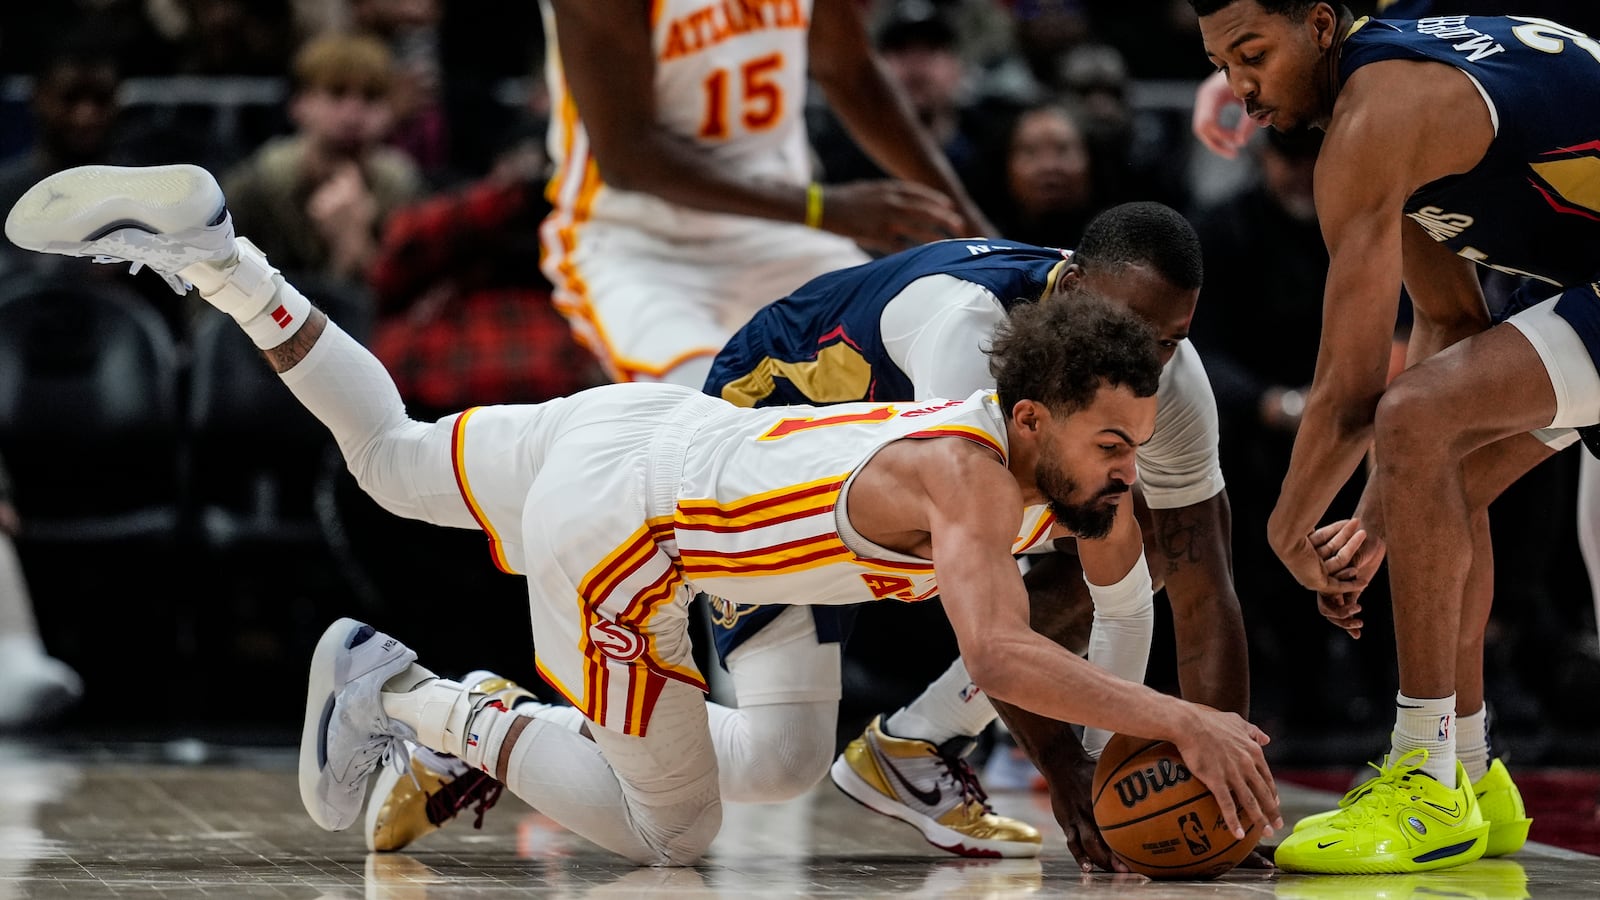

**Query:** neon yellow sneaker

left=1274, top=750, right=1489, bottom=874
left=1274, top=857, right=1529, bottom=899
left=830, top=715, right=1043, bottom=858
left=1293, top=757, right=1531, bottom=857
left=1473, top=759, right=1532, bottom=857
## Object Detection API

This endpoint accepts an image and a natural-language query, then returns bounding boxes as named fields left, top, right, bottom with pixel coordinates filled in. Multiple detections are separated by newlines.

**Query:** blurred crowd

left=0, top=0, right=1594, bottom=765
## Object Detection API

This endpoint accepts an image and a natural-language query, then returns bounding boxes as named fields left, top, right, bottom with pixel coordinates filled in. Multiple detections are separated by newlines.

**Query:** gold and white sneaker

left=364, top=670, right=533, bottom=852
left=830, top=715, right=1042, bottom=858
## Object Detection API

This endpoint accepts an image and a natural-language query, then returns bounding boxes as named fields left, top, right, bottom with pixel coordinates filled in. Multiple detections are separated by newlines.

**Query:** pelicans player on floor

left=700, top=203, right=1246, bottom=870
left=538, top=0, right=994, bottom=389
left=4, top=162, right=1282, bottom=866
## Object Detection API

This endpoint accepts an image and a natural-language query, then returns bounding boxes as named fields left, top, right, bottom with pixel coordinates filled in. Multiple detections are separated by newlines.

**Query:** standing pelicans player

left=538, top=0, right=995, bottom=389
left=1191, top=0, right=1600, bottom=873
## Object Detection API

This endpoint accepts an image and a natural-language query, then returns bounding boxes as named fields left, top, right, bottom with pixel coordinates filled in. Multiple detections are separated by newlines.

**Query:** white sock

left=884, top=656, right=997, bottom=746
left=1455, top=706, right=1490, bottom=783
left=184, top=238, right=311, bottom=350
left=1392, top=692, right=1457, bottom=785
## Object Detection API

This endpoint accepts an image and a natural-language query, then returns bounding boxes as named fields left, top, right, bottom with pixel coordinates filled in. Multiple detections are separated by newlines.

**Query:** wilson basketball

left=1091, top=733, right=1261, bottom=879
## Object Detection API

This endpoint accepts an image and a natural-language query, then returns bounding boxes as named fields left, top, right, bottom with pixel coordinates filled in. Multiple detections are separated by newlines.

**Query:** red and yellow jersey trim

left=451, top=407, right=517, bottom=575
left=1013, top=507, right=1055, bottom=554
left=551, top=516, right=707, bottom=737
left=674, top=473, right=846, bottom=532
left=905, top=425, right=1006, bottom=462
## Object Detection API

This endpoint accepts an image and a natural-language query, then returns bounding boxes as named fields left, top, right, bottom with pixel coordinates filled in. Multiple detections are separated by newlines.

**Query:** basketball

left=1091, top=733, right=1262, bottom=879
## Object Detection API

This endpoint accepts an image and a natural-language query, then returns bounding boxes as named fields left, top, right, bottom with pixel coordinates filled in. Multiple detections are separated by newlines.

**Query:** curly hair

left=987, top=293, right=1161, bottom=415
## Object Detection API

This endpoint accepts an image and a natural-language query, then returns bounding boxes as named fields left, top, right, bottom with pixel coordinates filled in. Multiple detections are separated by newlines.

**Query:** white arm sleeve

left=879, top=274, right=1009, bottom=401
left=1138, top=341, right=1226, bottom=510
left=1080, top=552, right=1156, bottom=759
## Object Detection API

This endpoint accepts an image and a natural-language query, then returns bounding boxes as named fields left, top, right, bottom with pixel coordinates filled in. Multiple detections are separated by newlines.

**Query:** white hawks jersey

left=672, top=390, right=1056, bottom=605
left=539, top=0, right=816, bottom=241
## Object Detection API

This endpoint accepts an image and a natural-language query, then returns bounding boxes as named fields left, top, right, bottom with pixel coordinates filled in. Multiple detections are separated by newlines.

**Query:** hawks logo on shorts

left=587, top=620, right=647, bottom=662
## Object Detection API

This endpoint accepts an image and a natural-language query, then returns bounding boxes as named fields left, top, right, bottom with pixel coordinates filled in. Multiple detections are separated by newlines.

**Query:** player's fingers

left=1207, top=772, right=1245, bottom=838
left=1233, top=778, right=1270, bottom=837
left=897, top=200, right=966, bottom=239
left=1326, top=530, right=1367, bottom=569
left=1194, top=123, right=1235, bottom=158
left=1308, top=519, right=1347, bottom=548
left=1069, top=825, right=1121, bottom=873
left=1229, top=110, right=1256, bottom=146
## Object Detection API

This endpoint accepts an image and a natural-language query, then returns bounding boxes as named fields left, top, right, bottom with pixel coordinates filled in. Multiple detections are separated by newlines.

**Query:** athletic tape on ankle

left=195, top=237, right=311, bottom=349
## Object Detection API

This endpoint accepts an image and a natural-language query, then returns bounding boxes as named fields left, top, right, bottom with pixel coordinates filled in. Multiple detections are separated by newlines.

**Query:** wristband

left=804, top=182, right=824, bottom=229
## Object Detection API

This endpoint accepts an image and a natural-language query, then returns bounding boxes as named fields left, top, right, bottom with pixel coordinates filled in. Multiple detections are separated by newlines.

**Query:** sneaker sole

left=828, top=755, right=1039, bottom=859
left=299, top=616, right=378, bottom=832
left=1276, top=824, right=1490, bottom=875
left=6, top=164, right=226, bottom=252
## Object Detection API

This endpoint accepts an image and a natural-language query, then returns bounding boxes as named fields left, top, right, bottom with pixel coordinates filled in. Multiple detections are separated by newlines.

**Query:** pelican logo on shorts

left=1178, top=811, right=1211, bottom=855
left=709, top=596, right=757, bottom=629
left=588, top=620, right=646, bottom=661
left=1113, top=758, right=1194, bottom=808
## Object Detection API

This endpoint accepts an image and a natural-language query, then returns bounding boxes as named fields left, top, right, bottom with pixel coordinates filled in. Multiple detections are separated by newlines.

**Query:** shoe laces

left=1329, top=747, right=1430, bottom=827
left=933, top=738, right=993, bottom=814
left=91, top=257, right=190, bottom=296
left=423, top=768, right=505, bottom=830
left=346, top=726, right=412, bottom=800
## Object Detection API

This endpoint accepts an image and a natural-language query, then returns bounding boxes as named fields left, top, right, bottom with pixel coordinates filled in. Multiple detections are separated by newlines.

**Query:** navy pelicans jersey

left=675, top=390, right=1056, bottom=607
left=1340, top=15, right=1600, bottom=289
left=706, top=239, right=1070, bottom=407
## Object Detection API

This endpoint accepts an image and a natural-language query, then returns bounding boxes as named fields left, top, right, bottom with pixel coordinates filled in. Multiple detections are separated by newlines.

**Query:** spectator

left=165, top=0, right=298, bottom=77
left=968, top=99, right=1096, bottom=247
left=811, top=2, right=991, bottom=186
left=345, top=0, right=450, bottom=181
left=0, top=28, right=203, bottom=336
left=220, top=31, right=424, bottom=290
left=366, top=128, right=605, bottom=422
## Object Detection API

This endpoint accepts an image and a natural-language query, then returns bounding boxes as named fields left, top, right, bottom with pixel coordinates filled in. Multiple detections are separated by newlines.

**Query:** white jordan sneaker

left=4, top=163, right=235, bottom=295
left=300, top=617, right=422, bottom=832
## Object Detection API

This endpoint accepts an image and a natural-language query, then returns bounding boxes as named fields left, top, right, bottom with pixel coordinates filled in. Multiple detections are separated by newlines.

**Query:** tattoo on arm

left=262, top=310, right=329, bottom=373
left=1155, top=504, right=1209, bottom=578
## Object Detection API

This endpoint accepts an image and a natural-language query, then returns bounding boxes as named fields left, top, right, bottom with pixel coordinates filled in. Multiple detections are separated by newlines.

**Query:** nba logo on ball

left=1092, top=733, right=1265, bottom=879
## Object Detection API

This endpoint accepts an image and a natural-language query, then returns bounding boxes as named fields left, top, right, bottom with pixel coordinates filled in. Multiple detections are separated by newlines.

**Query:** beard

left=1036, top=456, right=1127, bottom=540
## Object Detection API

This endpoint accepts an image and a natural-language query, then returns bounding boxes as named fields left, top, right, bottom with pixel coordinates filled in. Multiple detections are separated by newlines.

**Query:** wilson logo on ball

left=1113, top=758, right=1194, bottom=808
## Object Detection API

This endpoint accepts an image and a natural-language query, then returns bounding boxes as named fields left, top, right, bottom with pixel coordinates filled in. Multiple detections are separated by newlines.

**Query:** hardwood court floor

left=1, top=740, right=1597, bottom=899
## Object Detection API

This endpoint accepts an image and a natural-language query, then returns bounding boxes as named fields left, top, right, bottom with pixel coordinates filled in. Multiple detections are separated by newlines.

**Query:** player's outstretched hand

left=1171, top=706, right=1281, bottom=841
left=820, top=180, right=965, bottom=253
left=1047, top=751, right=1130, bottom=873
left=1191, top=70, right=1256, bottom=159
